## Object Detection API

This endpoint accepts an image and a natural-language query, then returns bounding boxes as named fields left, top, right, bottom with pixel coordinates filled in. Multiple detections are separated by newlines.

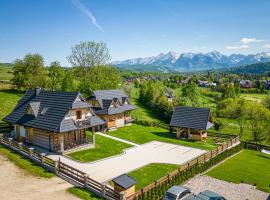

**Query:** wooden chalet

left=4, top=88, right=105, bottom=154
left=88, top=90, right=136, bottom=130
left=170, top=106, right=213, bottom=141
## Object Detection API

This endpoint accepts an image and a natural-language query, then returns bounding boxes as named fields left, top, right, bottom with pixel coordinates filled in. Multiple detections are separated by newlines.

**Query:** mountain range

left=112, top=51, right=270, bottom=72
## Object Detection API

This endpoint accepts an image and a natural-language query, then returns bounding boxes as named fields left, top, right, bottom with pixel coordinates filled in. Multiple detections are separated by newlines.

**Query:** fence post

left=28, top=147, right=34, bottom=157
left=204, top=154, right=206, bottom=162
left=54, top=160, right=59, bottom=174
left=119, top=191, right=126, bottom=200
left=8, top=137, right=12, bottom=146
left=84, top=174, right=88, bottom=188
left=102, top=184, right=106, bottom=197
left=40, top=153, right=46, bottom=165
left=18, top=142, right=23, bottom=152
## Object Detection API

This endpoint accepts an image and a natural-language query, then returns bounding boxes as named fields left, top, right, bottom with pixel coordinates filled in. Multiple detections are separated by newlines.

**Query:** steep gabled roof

left=89, top=89, right=136, bottom=114
left=4, top=89, right=104, bottom=133
left=91, top=89, right=128, bottom=105
left=170, top=106, right=212, bottom=130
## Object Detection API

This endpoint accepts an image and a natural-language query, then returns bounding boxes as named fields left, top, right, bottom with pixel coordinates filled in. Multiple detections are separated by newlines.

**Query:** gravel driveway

left=49, top=141, right=206, bottom=183
left=184, top=175, right=269, bottom=200
left=0, top=154, right=79, bottom=200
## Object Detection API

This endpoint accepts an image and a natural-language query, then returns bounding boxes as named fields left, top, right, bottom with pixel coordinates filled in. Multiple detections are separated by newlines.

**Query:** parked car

left=188, top=190, right=226, bottom=200
left=164, top=186, right=192, bottom=200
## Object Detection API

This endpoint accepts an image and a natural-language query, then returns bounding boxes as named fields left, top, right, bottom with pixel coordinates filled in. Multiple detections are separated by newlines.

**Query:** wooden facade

left=98, top=112, right=132, bottom=129
left=14, top=126, right=92, bottom=153
left=176, top=127, right=208, bottom=141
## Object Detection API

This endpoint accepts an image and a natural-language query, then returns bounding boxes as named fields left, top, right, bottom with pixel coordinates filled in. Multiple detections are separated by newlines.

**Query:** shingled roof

left=170, top=106, right=213, bottom=130
left=4, top=89, right=104, bottom=133
left=112, top=174, right=137, bottom=189
left=89, top=89, right=136, bottom=115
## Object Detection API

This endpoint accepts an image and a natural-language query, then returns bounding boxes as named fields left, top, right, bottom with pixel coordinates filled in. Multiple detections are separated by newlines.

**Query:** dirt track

left=0, top=154, right=79, bottom=200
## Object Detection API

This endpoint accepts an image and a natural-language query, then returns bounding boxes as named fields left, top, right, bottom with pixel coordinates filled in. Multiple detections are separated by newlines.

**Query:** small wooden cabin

left=170, top=106, right=213, bottom=141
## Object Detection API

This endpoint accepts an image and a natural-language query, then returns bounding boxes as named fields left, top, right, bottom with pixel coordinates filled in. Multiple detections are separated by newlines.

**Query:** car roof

left=166, top=186, right=191, bottom=195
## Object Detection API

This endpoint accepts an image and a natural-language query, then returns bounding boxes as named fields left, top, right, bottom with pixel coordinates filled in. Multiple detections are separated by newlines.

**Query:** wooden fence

left=0, top=135, right=121, bottom=200
left=0, top=122, right=13, bottom=133
left=242, top=141, right=270, bottom=151
left=126, top=135, right=240, bottom=200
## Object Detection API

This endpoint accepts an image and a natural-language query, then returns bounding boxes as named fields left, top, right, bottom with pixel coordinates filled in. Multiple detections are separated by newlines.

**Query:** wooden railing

left=0, top=135, right=120, bottom=200
left=58, top=160, right=119, bottom=200
left=126, top=135, right=240, bottom=200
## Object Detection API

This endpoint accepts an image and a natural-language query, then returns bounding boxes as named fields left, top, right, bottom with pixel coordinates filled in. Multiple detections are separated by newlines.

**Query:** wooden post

left=54, top=160, right=59, bottom=174
left=119, top=191, right=126, bottom=200
left=102, top=184, right=106, bottom=197
left=40, top=153, right=46, bottom=165
left=8, top=138, right=12, bottom=146
left=84, top=174, right=88, bottom=188
left=18, top=142, right=23, bottom=152
left=28, top=147, right=34, bottom=157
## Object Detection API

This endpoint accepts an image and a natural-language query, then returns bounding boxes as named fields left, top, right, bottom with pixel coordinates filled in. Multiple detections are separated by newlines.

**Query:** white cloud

left=240, top=37, right=263, bottom=44
left=71, top=0, right=104, bottom=32
left=264, top=44, right=270, bottom=49
left=226, top=45, right=249, bottom=50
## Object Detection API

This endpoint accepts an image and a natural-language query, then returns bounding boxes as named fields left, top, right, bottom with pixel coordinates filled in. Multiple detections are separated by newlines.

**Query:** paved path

left=48, top=141, right=206, bottom=183
left=95, top=132, right=140, bottom=147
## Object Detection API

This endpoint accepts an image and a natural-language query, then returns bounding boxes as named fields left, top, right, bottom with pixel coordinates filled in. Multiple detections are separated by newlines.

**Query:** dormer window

left=76, top=111, right=82, bottom=119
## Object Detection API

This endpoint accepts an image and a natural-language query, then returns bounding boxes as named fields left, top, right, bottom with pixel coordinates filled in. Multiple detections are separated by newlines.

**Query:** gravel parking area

left=184, top=175, right=269, bottom=200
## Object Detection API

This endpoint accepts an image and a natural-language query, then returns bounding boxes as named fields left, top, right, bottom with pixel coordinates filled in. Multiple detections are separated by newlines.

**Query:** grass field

left=68, top=134, right=132, bottom=162
left=0, top=145, right=54, bottom=178
left=206, top=149, right=270, bottom=193
left=128, top=163, right=179, bottom=190
left=130, top=86, right=165, bottom=124
left=108, top=124, right=216, bottom=150
left=0, top=64, right=13, bottom=81
left=240, top=93, right=268, bottom=103
left=68, top=187, right=103, bottom=200
left=0, top=89, right=24, bottom=122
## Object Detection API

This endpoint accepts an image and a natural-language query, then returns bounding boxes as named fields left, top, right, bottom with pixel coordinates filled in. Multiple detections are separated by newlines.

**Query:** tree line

left=11, top=41, right=121, bottom=96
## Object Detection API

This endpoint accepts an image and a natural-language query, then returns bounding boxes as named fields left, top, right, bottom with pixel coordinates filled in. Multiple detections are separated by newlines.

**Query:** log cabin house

left=4, top=88, right=105, bottom=154
left=88, top=90, right=136, bottom=130
left=170, top=106, right=213, bottom=141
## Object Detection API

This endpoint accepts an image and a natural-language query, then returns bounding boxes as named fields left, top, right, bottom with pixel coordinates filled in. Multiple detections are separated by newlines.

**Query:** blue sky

left=0, top=0, right=270, bottom=66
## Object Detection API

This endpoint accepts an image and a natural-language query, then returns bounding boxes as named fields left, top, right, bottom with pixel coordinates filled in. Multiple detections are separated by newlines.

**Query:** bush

left=214, top=120, right=223, bottom=131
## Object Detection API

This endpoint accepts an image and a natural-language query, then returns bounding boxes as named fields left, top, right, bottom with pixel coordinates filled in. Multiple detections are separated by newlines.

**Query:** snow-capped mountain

left=112, top=51, right=270, bottom=72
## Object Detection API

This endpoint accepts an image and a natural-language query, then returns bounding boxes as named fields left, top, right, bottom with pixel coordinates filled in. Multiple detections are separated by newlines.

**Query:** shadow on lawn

left=257, top=154, right=270, bottom=160
left=150, top=131, right=200, bottom=144
left=0, top=89, right=24, bottom=97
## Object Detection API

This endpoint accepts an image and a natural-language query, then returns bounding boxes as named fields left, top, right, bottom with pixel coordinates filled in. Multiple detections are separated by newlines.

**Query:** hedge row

left=133, top=119, right=169, bottom=130
left=134, top=144, right=243, bottom=200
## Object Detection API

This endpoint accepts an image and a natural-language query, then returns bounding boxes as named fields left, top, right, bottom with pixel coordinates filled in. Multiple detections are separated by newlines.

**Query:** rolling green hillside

left=0, top=63, right=13, bottom=81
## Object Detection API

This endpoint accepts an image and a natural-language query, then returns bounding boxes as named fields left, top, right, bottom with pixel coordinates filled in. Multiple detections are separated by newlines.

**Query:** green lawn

left=207, top=149, right=270, bottom=193
left=128, top=163, right=179, bottom=190
left=240, top=93, right=268, bottom=103
left=68, top=187, right=103, bottom=200
left=68, top=134, right=132, bottom=162
left=108, top=124, right=216, bottom=150
left=130, top=86, right=165, bottom=124
left=0, top=64, right=13, bottom=81
left=0, top=145, right=54, bottom=178
left=0, top=89, right=24, bottom=122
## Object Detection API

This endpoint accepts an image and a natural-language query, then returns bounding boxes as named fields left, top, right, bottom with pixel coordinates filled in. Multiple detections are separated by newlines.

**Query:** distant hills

left=112, top=51, right=270, bottom=72
left=223, top=62, right=270, bottom=75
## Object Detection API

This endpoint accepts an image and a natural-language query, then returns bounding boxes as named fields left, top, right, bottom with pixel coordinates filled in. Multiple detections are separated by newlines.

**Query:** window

left=76, top=111, right=82, bottom=119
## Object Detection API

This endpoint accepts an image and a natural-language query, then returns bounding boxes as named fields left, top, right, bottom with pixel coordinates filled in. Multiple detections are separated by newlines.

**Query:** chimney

left=35, top=87, right=42, bottom=96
